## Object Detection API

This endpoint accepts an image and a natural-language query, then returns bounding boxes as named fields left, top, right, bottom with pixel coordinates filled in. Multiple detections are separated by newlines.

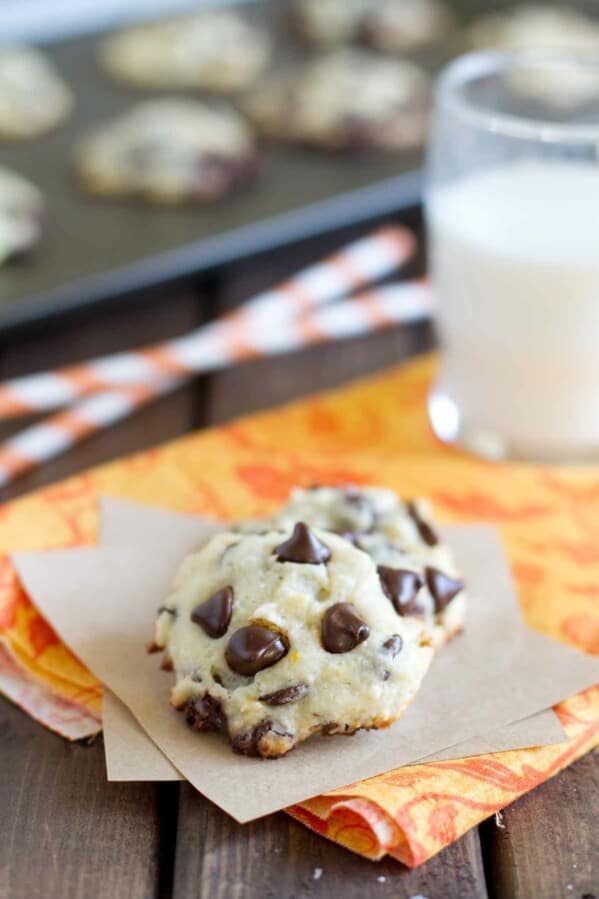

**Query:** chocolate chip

left=275, top=522, right=331, bottom=564
left=377, top=566, right=424, bottom=616
left=259, top=683, right=309, bottom=705
left=160, top=653, right=174, bottom=672
left=344, top=489, right=377, bottom=528
left=344, top=486, right=363, bottom=503
left=425, top=567, right=464, bottom=612
left=321, top=602, right=369, bottom=653
left=184, top=695, right=226, bottom=733
left=157, top=606, right=177, bottom=618
left=146, top=641, right=162, bottom=654
left=381, top=634, right=403, bottom=658
left=191, top=586, right=233, bottom=638
left=406, top=500, right=439, bottom=546
left=231, top=720, right=292, bottom=757
left=225, top=624, right=289, bottom=676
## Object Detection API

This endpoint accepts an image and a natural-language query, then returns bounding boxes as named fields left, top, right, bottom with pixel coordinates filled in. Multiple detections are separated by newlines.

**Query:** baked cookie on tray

left=99, top=9, right=271, bottom=93
left=288, top=0, right=371, bottom=47
left=244, top=49, right=431, bottom=153
left=152, top=524, right=433, bottom=758
left=468, top=6, right=599, bottom=108
left=0, top=167, right=45, bottom=265
left=363, top=0, right=454, bottom=55
left=75, top=99, right=260, bottom=205
left=289, top=0, right=452, bottom=53
left=468, top=4, right=599, bottom=54
left=0, top=46, right=73, bottom=139
left=244, top=485, right=466, bottom=650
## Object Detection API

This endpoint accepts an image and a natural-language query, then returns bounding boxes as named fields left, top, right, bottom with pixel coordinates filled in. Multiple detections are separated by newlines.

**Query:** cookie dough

left=0, top=46, right=73, bottom=139
left=0, top=167, right=44, bottom=265
left=100, top=9, right=271, bottom=93
left=244, top=49, right=431, bottom=152
left=290, top=0, right=451, bottom=52
left=153, top=523, right=433, bottom=758
left=75, top=99, right=260, bottom=204
left=251, top=485, right=467, bottom=649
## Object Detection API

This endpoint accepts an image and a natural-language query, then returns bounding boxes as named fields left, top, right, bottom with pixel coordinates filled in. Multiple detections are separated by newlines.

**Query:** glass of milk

left=426, top=52, right=599, bottom=462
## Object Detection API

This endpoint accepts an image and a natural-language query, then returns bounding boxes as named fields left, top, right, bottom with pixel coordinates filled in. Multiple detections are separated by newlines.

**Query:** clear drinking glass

left=426, top=52, right=599, bottom=462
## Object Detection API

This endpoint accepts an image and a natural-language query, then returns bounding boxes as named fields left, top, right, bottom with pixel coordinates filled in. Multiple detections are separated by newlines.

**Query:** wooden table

left=0, top=215, right=597, bottom=899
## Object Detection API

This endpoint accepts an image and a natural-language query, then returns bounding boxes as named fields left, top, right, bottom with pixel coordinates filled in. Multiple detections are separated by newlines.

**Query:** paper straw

left=0, top=280, right=432, bottom=486
left=0, top=227, right=415, bottom=421
left=0, top=378, right=182, bottom=487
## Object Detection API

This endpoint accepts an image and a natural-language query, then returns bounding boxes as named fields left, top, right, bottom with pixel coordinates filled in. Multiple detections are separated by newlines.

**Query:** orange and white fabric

left=0, top=354, right=597, bottom=867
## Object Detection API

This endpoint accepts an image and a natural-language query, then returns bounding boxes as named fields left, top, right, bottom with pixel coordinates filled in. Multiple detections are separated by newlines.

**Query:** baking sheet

left=0, top=0, right=537, bottom=331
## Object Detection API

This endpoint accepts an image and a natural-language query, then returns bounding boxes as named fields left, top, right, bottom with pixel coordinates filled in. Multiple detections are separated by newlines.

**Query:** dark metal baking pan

left=0, top=0, right=549, bottom=333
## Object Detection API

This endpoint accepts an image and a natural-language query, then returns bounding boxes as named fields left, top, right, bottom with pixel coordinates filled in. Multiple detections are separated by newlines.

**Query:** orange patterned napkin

left=0, top=353, right=597, bottom=866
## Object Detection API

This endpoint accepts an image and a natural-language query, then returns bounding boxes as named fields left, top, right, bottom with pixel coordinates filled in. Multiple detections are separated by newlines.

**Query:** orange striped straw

left=0, top=279, right=433, bottom=486
left=0, top=227, right=416, bottom=421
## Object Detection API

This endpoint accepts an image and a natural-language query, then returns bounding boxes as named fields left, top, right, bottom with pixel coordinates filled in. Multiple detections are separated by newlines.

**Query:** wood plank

left=205, top=323, right=433, bottom=425
left=0, top=698, right=162, bottom=899
left=172, top=784, right=487, bottom=899
left=481, top=749, right=599, bottom=899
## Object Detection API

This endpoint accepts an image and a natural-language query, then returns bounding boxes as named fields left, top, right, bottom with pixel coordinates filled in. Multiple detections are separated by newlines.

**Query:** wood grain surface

left=0, top=219, right=597, bottom=899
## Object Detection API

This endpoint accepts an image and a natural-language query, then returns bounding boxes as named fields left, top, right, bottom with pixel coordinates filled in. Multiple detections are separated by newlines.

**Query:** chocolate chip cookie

left=290, top=0, right=452, bottom=53
left=100, top=9, right=271, bottom=93
left=0, top=167, right=44, bottom=265
left=75, top=99, right=260, bottom=205
left=244, top=49, right=431, bottom=153
left=267, top=485, right=467, bottom=649
left=0, top=46, right=73, bottom=139
left=468, top=6, right=599, bottom=108
left=153, top=524, right=433, bottom=758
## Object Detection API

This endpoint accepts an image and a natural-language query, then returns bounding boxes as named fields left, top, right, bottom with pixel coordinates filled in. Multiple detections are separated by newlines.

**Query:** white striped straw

left=0, top=226, right=415, bottom=420
left=0, top=378, right=182, bottom=486
left=0, top=280, right=433, bottom=486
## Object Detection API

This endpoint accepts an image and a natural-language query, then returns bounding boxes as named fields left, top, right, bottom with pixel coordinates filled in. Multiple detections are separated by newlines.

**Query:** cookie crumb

left=313, top=867, right=323, bottom=880
left=377, top=874, right=387, bottom=883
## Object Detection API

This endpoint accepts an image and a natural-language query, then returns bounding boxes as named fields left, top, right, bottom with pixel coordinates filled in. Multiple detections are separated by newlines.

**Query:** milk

left=427, top=161, right=599, bottom=459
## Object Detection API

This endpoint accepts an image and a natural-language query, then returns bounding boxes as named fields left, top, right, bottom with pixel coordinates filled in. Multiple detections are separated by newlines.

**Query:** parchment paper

left=99, top=499, right=566, bottom=782
left=13, top=521, right=598, bottom=822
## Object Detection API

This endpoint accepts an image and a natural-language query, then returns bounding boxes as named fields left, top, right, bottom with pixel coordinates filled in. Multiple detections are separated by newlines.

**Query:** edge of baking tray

left=0, top=169, right=422, bottom=336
